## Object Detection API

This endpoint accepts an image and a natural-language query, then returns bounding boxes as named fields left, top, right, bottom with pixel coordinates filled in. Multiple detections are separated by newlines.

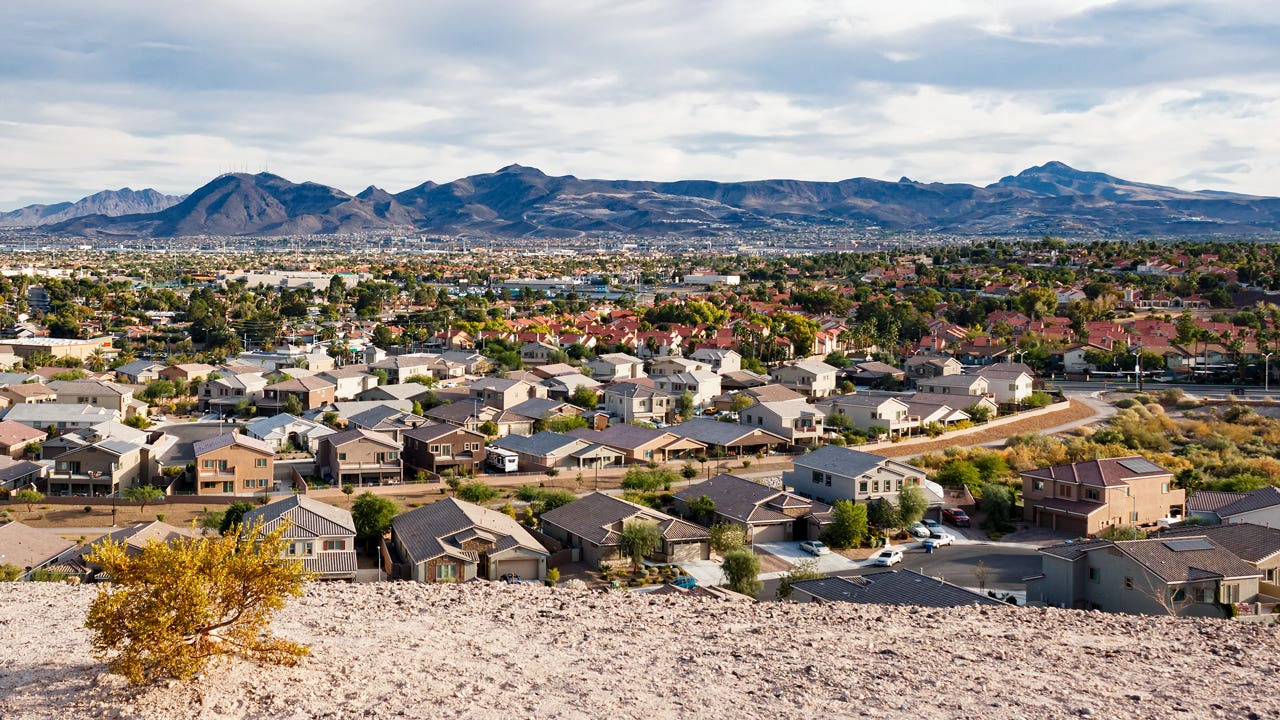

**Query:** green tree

left=821, top=500, right=868, bottom=549
left=777, top=558, right=824, bottom=600
left=721, top=548, right=762, bottom=597
left=569, top=385, right=600, bottom=410
left=709, top=523, right=746, bottom=554
left=677, top=390, right=696, bottom=421
left=478, top=420, right=499, bottom=438
left=681, top=463, right=698, bottom=480
left=140, top=379, right=176, bottom=402
left=122, top=485, right=164, bottom=516
left=978, top=482, right=1014, bottom=532
left=0, top=563, right=22, bottom=581
left=219, top=502, right=256, bottom=535
left=282, top=394, right=304, bottom=417
left=15, top=488, right=43, bottom=512
left=867, top=497, right=899, bottom=530
left=546, top=415, right=588, bottom=433
left=455, top=481, right=499, bottom=504
left=971, top=454, right=1010, bottom=482
left=730, top=393, right=755, bottom=412
left=897, top=484, right=928, bottom=529
left=619, top=521, right=661, bottom=571
left=83, top=520, right=311, bottom=685
left=687, top=495, right=716, bottom=524
left=935, top=459, right=981, bottom=489
left=537, top=489, right=577, bottom=512
left=621, top=467, right=677, bottom=492
left=351, top=493, right=398, bottom=549
left=964, top=404, right=992, bottom=423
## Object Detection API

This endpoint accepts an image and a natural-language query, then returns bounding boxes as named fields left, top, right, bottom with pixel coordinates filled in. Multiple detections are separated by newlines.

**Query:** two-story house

left=904, top=354, right=963, bottom=382
left=652, top=371, right=722, bottom=409
left=469, top=378, right=548, bottom=411
left=741, top=396, right=826, bottom=447
left=818, top=394, right=917, bottom=439
left=783, top=445, right=937, bottom=508
left=648, top=357, right=709, bottom=376
left=318, top=428, right=403, bottom=486
left=402, top=424, right=486, bottom=477
left=769, top=360, right=838, bottom=398
left=915, top=374, right=990, bottom=397
left=1021, top=457, right=1185, bottom=536
left=47, top=438, right=146, bottom=497
left=586, top=353, right=647, bottom=382
left=47, top=379, right=138, bottom=417
left=673, top=473, right=832, bottom=543
left=199, top=373, right=268, bottom=414
left=602, top=380, right=675, bottom=424
left=391, top=498, right=550, bottom=583
left=689, top=348, right=742, bottom=374
left=261, top=376, right=337, bottom=414
left=519, top=341, right=561, bottom=366
left=242, top=413, right=335, bottom=454
left=974, top=364, right=1035, bottom=406
left=242, top=495, right=358, bottom=580
left=540, top=492, right=711, bottom=567
left=317, top=367, right=380, bottom=400
left=192, top=433, right=275, bottom=496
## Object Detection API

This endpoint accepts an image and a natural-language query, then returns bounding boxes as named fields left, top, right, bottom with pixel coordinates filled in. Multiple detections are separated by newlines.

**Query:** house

left=317, top=429, right=403, bottom=486
left=242, top=413, right=336, bottom=454
left=0, top=383, right=57, bottom=406
left=46, top=438, right=145, bottom=497
left=3, top=403, right=119, bottom=431
left=241, top=496, right=358, bottom=580
left=0, top=420, right=44, bottom=458
left=368, top=355, right=443, bottom=384
left=423, top=402, right=534, bottom=438
left=470, top=378, right=548, bottom=410
left=908, top=391, right=999, bottom=419
left=602, top=380, right=675, bottom=424
left=506, top=397, right=583, bottom=426
left=690, top=348, right=742, bottom=374
left=915, top=374, right=990, bottom=397
left=158, top=363, right=217, bottom=383
left=783, top=445, right=938, bottom=507
left=48, top=380, right=137, bottom=416
left=199, top=373, right=268, bottom=414
left=540, top=373, right=601, bottom=403
left=769, top=360, right=838, bottom=398
left=649, top=357, right=708, bottom=376
left=672, top=473, right=831, bottom=543
left=531, top=362, right=584, bottom=380
left=905, top=354, right=963, bottom=381
left=0, top=521, right=76, bottom=580
left=973, top=366, right=1035, bottom=406
left=847, top=361, right=904, bottom=389
left=818, top=394, right=916, bottom=438
left=586, top=353, right=647, bottom=382
left=740, top=395, right=826, bottom=447
left=391, top=498, right=550, bottom=583
left=719, top=369, right=771, bottom=390
left=791, top=570, right=1003, bottom=608
left=652, top=371, right=722, bottom=408
left=519, top=341, right=561, bottom=366
left=192, top=433, right=275, bottom=496
left=318, top=367, right=380, bottom=400
left=402, top=424, right=486, bottom=477
left=58, top=521, right=198, bottom=582
left=901, top=397, right=970, bottom=429
left=260, top=376, right=336, bottom=413
left=491, top=431, right=625, bottom=472
left=1186, top=487, right=1280, bottom=528
left=540, top=492, right=711, bottom=567
left=355, top=383, right=433, bottom=404
left=569, top=424, right=707, bottom=464
left=1026, top=536, right=1260, bottom=618
left=113, top=360, right=165, bottom=384
left=666, top=417, right=788, bottom=457
left=345, top=406, right=429, bottom=443
left=1020, top=457, right=1185, bottom=536
left=0, top=456, right=49, bottom=492
left=1158, top=523, right=1280, bottom=586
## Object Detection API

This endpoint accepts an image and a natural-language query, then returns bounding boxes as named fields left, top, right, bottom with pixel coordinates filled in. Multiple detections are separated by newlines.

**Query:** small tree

left=569, top=385, right=600, bottom=410
left=721, top=548, right=762, bottom=597
left=23, top=441, right=41, bottom=459
left=619, top=521, right=661, bottom=571
left=777, top=558, right=824, bottom=600
left=897, top=484, right=928, bottom=529
left=709, top=523, right=746, bottom=554
left=219, top=502, right=256, bottom=535
left=867, top=497, right=899, bottom=530
left=678, top=390, right=696, bottom=421
left=538, top=489, right=577, bottom=512
left=351, top=493, right=398, bottom=550
left=964, top=404, right=992, bottom=424
left=478, top=420, right=500, bottom=438
left=84, top=520, right=311, bottom=685
left=978, top=482, right=1015, bottom=533
left=342, top=483, right=355, bottom=495
left=681, top=463, right=698, bottom=480
left=123, top=485, right=164, bottom=516
left=282, top=394, right=304, bottom=417
left=687, top=495, right=716, bottom=524
left=546, top=415, right=588, bottom=433
left=822, top=500, right=868, bottom=549
left=455, top=481, right=500, bottom=504
left=15, top=488, right=43, bottom=512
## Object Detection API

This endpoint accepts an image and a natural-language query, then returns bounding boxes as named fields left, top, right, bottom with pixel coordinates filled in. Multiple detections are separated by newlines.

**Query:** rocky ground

left=1, top=581, right=1276, bottom=720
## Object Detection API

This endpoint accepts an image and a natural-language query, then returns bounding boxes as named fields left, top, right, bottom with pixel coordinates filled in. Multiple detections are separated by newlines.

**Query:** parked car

left=926, top=531, right=954, bottom=546
left=922, top=518, right=941, bottom=530
left=671, top=575, right=698, bottom=589
left=942, top=508, right=971, bottom=527
left=799, top=540, right=830, bottom=556
left=500, top=573, right=523, bottom=584
left=872, top=548, right=904, bottom=566
left=907, top=523, right=931, bottom=539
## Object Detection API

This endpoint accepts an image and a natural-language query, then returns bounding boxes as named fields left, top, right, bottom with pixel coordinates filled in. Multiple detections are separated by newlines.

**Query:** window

left=217, top=460, right=228, bottom=471
left=1130, top=511, right=1139, bottom=522
left=1161, top=482, right=1170, bottom=494
left=323, top=540, right=345, bottom=551
left=1088, top=567, right=1100, bottom=583
left=1033, top=480, right=1044, bottom=491
left=873, top=480, right=880, bottom=493
left=812, top=471, right=824, bottom=485
left=338, top=453, right=347, bottom=461
left=435, top=564, right=457, bottom=582
left=429, top=444, right=441, bottom=454
left=859, top=481, right=868, bottom=493
left=1085, top=489, right=1099, bottom=501
left=203, top=460, right=215, bottom=469
left=1172, top=589, right=1186, bottom=602
left=255, top=458, right=268, bottom=467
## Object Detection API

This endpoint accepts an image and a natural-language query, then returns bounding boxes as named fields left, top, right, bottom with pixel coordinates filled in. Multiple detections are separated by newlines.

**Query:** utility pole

left=1265, top=352, right=1274, bottom=394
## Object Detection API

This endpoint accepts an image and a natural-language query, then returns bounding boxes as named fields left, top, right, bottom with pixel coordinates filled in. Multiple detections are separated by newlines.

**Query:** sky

left=2, top=0, right=1279, bottom=209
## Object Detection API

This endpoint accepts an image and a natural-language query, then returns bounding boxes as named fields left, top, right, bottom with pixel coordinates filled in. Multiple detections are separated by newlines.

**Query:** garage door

left=496, top=558, right=540, bottom=581
left=667, top=541, right=707, bottom=562
left=751, top=522, right=792, bottom=543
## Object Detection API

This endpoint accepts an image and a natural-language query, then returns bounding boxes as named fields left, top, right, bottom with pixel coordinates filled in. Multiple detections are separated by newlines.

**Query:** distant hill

left=34, top=162, right=1280, bottom=238
left=0, top=188, right=185, bottom=227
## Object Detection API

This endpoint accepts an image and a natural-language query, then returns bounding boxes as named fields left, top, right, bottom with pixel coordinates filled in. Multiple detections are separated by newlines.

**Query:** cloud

left=1, top=0, right=1279, bottom=209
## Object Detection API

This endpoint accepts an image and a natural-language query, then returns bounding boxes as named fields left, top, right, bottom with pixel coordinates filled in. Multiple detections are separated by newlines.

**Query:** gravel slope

left=1, top=582, right=1276, bottom=720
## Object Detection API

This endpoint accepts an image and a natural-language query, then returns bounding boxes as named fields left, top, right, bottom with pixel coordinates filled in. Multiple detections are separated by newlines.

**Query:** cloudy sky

left=2, top=0, right=1279, bottom=209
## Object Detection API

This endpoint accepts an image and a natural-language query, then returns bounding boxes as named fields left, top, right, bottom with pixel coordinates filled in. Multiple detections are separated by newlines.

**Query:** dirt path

left=874, top=399, right=1098, bottom=458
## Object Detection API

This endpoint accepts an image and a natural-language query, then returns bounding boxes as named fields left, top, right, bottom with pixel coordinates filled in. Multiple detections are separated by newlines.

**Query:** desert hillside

left=0, top=582, right=1275, bottom=720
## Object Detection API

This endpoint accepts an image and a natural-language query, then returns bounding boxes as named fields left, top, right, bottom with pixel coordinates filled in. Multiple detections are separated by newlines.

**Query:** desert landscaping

left=1, top=581, right=1276, bottom=720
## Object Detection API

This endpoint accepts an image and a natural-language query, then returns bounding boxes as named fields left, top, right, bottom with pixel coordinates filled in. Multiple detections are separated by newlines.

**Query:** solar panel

left=1163, top=539, right=1215, bottom=552
left=1118, top=458, right=1164, bottom=474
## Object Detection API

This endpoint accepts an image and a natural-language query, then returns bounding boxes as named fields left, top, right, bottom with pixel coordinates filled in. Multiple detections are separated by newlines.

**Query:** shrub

left=821, top=500, right=868, bottom=549
left=721, top=549, right=762, bottom=597
left=545, top=568, right=560, bottom=587
left=621, top=467, right=678, bottom=492
left=14, top=488, right=43, bottom=512
left=0, top=563, right=23, bottom=581
left=341, top=484, right=355, bottom=495
left=537, top=489, right=577, bottom=512
left=777, top=558, right=824, bottom=600
left=709, top=523, right=746, bottom=554
left=455, top=481, right=500, bottom=504
left=84, top=521, right=311, bottom=685
left=83, top=506, right=93, bottom=514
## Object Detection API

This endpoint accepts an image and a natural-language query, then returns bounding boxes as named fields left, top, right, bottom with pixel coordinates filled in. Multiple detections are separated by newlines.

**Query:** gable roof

left=568, top=423, right=681, bottom=451
left=1157, top=522, right=1280, bottom=564
left=673, top=473, right=826, bottom=525
left=391, top=497, right=547, bottom=565
left=1212, top=486, right=1280, bottom=518
left=540, top=492, right=709, bottom=546
left=324, top=428, right=401, bottom=450
left=402, top=423, right=484, bottom=443
left=793, top=445, right=890, bottom=478
left=192, top=432, right=274, bottom=457
left=242, top=495, right=356, bottom=537
left=0, top=521, right=75, bottom=570
left=1114, top=537, right=1261, bottom=583
left=0, top=420, right=45, bottom=446
left=492, top=431, right=585, bottom=457
left=666, top=417, right=788, bottom=447
left=791, top=570, right=1003, bottom=607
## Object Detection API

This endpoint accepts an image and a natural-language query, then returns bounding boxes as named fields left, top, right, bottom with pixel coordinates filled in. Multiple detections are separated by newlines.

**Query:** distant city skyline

left=2, top=0, right=1278, bottom=210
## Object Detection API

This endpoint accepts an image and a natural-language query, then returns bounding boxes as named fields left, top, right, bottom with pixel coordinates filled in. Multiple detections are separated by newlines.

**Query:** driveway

left=755, top=541, right=863, bottom=576
left=678, top=559, right=726, bottom=588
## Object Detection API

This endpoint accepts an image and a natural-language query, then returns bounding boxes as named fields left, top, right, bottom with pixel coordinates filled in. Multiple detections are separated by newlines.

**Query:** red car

left=942, top=508, right=971, bottom=527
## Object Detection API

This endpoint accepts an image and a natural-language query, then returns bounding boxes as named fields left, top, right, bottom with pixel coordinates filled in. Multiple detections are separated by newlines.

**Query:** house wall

left=1084, top=549, right=1239, bottom=618
left=195, top=445, right=274, bottom=496
left=1226, top=507, right=1280, bottom=528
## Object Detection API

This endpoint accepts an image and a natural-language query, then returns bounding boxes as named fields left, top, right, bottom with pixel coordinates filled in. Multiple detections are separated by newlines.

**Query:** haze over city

left=3, top=0, right=1279, bottom=210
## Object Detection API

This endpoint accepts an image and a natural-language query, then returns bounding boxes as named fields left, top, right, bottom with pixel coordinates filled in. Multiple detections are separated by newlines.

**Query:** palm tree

left=619, top=521, right=661, bottom=572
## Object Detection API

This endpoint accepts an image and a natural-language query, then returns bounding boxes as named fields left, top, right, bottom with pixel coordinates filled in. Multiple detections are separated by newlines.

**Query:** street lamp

left=1265, top=352, right=1274, bottom=394
left=1130, top=346, right=1143, bottom=392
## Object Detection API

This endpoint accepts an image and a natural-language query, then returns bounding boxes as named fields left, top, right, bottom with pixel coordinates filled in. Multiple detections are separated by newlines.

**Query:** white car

left=925, top=532, right=954, bottom=547
left=872, top=548, right=904, bottom=566
left=799, top=540, right=830, bottom=556
left=907, top=523, right=931, bottom=539
left=922, top=518, right=942, bottom=531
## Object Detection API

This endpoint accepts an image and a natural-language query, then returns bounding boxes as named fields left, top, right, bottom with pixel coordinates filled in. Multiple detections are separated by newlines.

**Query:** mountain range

left=0, top=188, right=185, bottom=228
left=11, top=162, right=1280, bottom=238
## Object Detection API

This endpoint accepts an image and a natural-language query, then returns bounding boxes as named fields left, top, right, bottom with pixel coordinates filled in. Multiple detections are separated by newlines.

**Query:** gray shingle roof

left=1115, top=537, right=1261, bottom=583
left=191, top=432, right=274, bottom=457
left=792, top=570, right=1003, bottom=607
left=1186, top=490, right=1248, bottom=513
left=569, top=423, right=669, bottom=450
left=242, top=495, right=356, bottom=537
left=673, top=473, right=808, bottom=525
left=1020, top=456, right=1171, bottom=488
left=391, top=497, right=547, bottom=565
left=1039, top=539, right=1113, bottom=561
left=0, top=521, right=76, bottom=570
left=324, top=428, right=401, bottom=450
left=506, top=397, right=574, bottom=419
left=793, top=445, right=888, bottom=479
left=1214, top=486, right=1280, bottom=518
left=492, top=431, right=584, bottom=457
left=1157, top=522, right=1280, bottom=564
left=540, top=492, right=709, bottom=546
left=666, top=417, right=787, bottom=447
